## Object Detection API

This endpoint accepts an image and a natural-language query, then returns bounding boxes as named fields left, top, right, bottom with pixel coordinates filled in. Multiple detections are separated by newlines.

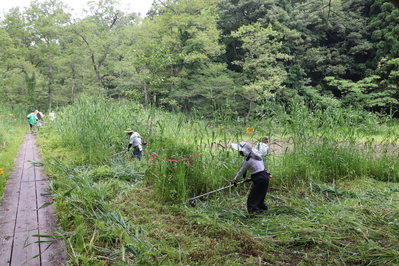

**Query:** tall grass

left=36, top=96, right=399, bottom=265
left=270, top=101, right=399, bottom=187
left=41, top=95, right=260, bottom=202
left=40, top=96, right=399, bottom=201
left=0, top=104, right=28, bottom=199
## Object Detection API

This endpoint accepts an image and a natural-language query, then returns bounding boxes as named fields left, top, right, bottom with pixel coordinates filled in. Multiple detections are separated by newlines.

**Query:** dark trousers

left=132, top=147, right=142, bottom=161
left=247, top=171, right=269, bottom=213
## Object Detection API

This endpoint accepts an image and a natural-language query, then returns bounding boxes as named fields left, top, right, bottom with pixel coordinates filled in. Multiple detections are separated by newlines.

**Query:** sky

left=0, top=0, right=154, bottom=17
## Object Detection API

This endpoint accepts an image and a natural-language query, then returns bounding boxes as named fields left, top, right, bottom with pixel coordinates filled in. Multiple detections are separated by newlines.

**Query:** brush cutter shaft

left=189, top=180, right=245, bottom=201
left=111, top=150, right=128, bottom=157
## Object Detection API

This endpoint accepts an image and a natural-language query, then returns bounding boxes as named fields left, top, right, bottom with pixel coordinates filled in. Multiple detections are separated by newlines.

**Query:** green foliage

left=39, top=96, right=149, bottom=165
left=0, top=104, right=27, bottom=199
left=266, top=100, right=399, bottom=187
left=1, top=0, right=399, bottom=116
left=325, top=75, right=399, bottom=109
left=231, top=22, right=290, bottom=100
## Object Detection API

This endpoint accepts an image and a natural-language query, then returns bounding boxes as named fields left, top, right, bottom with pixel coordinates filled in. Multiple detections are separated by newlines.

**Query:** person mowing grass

left=231, top=141, right=271, bottom=214
left=125, top=128, right=143, bottom=161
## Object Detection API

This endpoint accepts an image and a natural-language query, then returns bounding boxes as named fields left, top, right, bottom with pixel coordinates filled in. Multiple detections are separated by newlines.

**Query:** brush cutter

left=188, top=179, right=250, bottom=207
left=111, top=150, right=128, bottom=157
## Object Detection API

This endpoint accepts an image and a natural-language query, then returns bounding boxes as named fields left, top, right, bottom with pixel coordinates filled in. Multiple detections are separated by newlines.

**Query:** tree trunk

left=144, top=80, right=148, bottom=105
left=48, top=65, right=53, bottom=108
left=244, top=100, right=252, bottom=127
left=25, top=72, right=36, bottom=107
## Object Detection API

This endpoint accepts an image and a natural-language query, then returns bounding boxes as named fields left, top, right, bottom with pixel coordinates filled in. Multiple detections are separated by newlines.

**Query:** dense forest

left=1, top=0, right=399, bottom=119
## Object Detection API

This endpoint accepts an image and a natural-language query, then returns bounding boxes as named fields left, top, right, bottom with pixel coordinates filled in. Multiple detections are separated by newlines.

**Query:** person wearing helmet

left=231, top=141, right=270, bottom=214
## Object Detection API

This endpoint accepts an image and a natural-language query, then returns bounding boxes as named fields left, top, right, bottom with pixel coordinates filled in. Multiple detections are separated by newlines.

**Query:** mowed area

left=0, top=133, right=66, bottom=266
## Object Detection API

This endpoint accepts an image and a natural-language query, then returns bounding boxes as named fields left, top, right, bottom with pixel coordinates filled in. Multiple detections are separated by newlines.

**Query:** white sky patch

left=0, top=0, right=154, bottom=18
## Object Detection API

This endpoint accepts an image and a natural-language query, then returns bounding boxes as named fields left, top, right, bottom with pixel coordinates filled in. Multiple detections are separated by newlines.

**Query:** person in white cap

left=231, top=141, right=270, bottom=214
left=125, top=128, right=143, bottom=161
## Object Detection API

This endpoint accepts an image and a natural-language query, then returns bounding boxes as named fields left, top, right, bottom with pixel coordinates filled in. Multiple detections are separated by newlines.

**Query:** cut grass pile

left=114, top=177, right=399, bottom=265
left=48, top=161, right=399, bottom=265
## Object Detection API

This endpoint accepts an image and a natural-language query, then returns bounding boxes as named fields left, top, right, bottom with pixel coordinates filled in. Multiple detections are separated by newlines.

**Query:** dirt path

left=0, top=133, right=66, bottom=266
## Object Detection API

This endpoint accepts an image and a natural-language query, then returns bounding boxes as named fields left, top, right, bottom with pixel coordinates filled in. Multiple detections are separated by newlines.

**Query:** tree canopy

left=1, top=0, right=398, bottom=118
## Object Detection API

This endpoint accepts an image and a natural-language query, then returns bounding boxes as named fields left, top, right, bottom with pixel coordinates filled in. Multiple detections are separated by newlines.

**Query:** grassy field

left=31, top=96, right=399, bottom=265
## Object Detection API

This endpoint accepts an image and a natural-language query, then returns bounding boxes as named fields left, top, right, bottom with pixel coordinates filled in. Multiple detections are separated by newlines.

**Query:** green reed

left=270, top=101, right=399, bottom=187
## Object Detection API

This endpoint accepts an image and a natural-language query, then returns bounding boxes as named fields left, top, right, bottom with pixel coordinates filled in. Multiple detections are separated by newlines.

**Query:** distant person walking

left=125, top=128, right=143, bottom=161
left=27, top=110, right=37, bottom=133
left=36, top=110, right=44, bottom=127
left=231, top=141, right=270, bottom=214
left=255, top=137, right=270, bottom=168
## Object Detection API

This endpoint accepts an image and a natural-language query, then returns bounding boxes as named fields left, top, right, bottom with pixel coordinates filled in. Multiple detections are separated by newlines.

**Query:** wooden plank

left=0, top=133, right=67, bottom=266
left=0, top=139, right=26, bottom=266
left=14, top=180, right=38, bottom=233
left=11, top=229, right=40, bottom=266
left=23, top=156, right=36, bottom=183
left=0, top=219, right=15, bottom=266
left=0, top=181, right=20, bottom=221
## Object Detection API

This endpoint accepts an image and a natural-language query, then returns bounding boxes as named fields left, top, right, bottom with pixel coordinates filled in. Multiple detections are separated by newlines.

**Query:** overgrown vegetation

left=0, top=105, right=27, bottom=199
left=31, top=96, right=399, bottom=265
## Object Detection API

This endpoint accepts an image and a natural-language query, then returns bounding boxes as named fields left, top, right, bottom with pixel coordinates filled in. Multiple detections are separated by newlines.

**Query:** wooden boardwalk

left=0, top=133, right=67, bottom=266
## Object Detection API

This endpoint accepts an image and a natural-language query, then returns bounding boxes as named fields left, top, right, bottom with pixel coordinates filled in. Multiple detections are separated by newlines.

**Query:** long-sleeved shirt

left=233, top=157, right=264, bottom=181
left=129, top=132, right=142, bottom=151
left=256, top=142, right=270, bottom=157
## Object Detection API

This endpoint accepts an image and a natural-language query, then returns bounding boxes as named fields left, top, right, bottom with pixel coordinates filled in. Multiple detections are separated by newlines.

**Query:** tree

left=23, top=0, right=72, bottom=109
left=231, top=22, right=291, bottom=121
left=325, top=75, right=399, bottom=111
left=389, top=0, right=399, bottom=8
left=289, top=0, right=372, bottom=85
left=1, top=6, right=41, bottom=108
left=71, top=0, right=130, bottom=94
left=126, top=0, right=231, bottom=114
left=217, top=0, right=269, bottom=72
left=0, top=27, right=30, bottom=107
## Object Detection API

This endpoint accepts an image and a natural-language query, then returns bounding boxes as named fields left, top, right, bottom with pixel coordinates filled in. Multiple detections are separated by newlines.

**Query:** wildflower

left=0, top=168, right=5, bottom=175
left=246, top=127, right=254, bottom=135
left=218, top=126, right=224, bottom=130
left=9, top=114, right=14, bottom=116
